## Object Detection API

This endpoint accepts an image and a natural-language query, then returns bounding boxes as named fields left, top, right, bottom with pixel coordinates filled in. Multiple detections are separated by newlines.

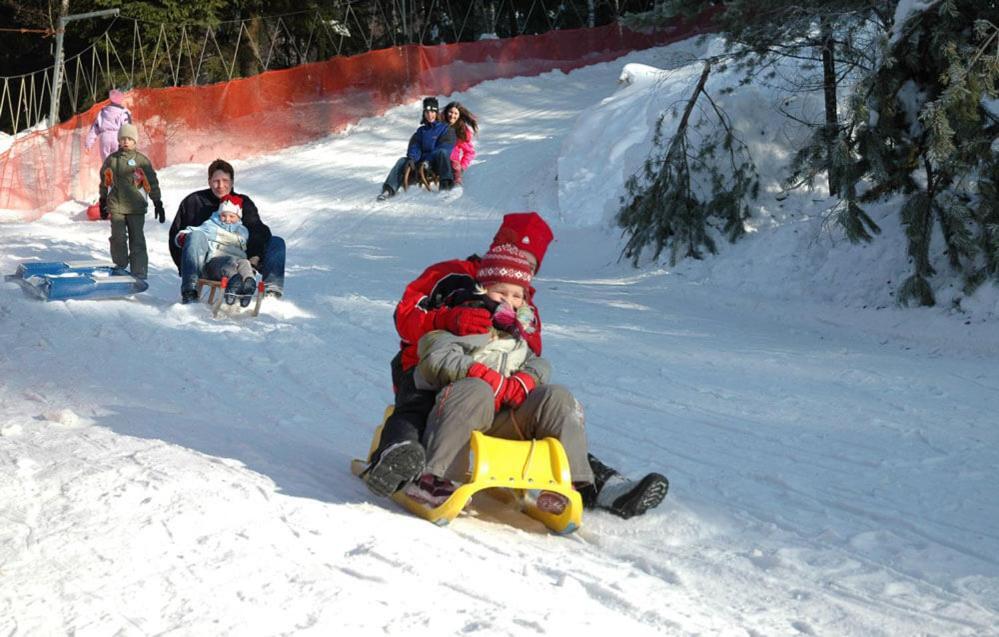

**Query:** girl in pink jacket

left=85, top=89, right=133, bottom=162
left=443, top=102, right=478, bottom=186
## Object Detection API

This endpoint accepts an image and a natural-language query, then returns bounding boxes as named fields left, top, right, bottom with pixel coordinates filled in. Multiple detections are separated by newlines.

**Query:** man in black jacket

left=168, top=159, right=286, bottom=303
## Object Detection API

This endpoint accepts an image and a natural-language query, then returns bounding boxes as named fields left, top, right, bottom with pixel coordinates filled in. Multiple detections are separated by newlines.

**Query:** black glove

left=444, top=286, right=499, bottom=313
left=99, top=198, right=108, bottom=220
left=154, top=200, right=165, bottom=223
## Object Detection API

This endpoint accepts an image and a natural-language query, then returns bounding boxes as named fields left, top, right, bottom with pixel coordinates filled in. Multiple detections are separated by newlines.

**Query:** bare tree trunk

left=240, top=16, right=263, bottom=78
left=821, top=18, right=839, bottom=197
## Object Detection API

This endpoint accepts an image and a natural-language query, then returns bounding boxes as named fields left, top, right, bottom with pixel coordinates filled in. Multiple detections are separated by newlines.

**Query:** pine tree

left=826, top=1, right=999, bottom=306
left=617, top=61, right=759, bottom=265
left=618, top=1, right=889, bottom=266
left=629, top=1, right=893, bottom=198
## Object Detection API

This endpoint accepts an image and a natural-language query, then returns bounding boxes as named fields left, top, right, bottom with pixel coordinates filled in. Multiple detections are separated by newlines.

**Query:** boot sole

left=239, top=281, right=257, bottom=307
left=364, top=443, right=425, bottom=497
left=610, top=473, right=669, bottom=519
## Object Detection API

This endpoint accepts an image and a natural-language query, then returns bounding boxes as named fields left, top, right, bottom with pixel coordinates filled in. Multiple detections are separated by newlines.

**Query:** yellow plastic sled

left=351, top=407, right=583, bottom=535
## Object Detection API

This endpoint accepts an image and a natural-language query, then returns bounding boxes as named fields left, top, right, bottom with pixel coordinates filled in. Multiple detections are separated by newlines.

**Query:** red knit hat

left=477, top=244, right=534, bottom=289
left=490, top=212, right=554, bottom=271
left=218, top=194, right=244, bottom=218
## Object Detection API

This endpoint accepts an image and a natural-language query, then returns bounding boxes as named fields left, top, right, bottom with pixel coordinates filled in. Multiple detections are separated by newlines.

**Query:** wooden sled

left=351, top=407, right=583, bottom=535
left=402, top=162, right=440, bottom=191
left=196, top=276, right=264, bottom=317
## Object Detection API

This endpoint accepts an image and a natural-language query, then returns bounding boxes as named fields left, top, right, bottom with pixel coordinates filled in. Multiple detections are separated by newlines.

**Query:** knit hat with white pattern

left=218, top=193, right=243, bottom=218
left=477, top=243, right=533, bottom=288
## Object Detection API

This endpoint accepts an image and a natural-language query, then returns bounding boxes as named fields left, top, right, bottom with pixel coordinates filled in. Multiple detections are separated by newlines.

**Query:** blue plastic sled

left=4, top=260, right=148, bottom=301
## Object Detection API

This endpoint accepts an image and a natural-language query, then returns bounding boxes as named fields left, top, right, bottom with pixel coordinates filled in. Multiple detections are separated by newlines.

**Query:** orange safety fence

left=0, top=12, right=717, bottom=218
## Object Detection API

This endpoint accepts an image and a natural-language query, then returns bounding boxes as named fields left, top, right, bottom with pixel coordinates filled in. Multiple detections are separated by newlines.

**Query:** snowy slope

left=2, top=37, right=999, bottom=636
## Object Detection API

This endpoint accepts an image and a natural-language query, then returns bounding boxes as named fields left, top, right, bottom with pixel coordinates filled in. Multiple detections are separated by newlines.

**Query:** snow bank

left=556, top=35, right=998, bottom=322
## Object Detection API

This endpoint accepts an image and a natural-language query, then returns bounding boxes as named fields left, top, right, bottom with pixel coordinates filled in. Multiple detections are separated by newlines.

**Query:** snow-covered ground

left=2, top=37, right=998, bottom=636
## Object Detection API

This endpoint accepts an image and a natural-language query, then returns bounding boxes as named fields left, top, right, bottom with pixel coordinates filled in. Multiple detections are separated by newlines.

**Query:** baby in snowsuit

left=176, top=194, right=257, bottom=306
left=405, top=244, right=593, bottom=511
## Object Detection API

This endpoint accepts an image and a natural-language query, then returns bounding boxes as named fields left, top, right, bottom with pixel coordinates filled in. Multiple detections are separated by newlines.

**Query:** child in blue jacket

left=175, top=194, right=257, bottom=306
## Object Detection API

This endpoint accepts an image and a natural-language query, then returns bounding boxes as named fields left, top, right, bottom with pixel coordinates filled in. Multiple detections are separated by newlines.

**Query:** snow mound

left=44, top=408, right=90, bottom=427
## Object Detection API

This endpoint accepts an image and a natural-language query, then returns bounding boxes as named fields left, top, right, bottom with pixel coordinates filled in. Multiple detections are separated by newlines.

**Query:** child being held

left=176, top=194, right=257, bottom=306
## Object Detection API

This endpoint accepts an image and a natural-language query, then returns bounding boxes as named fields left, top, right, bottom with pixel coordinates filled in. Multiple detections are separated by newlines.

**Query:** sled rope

left=522, top=439, right=536, bottom=481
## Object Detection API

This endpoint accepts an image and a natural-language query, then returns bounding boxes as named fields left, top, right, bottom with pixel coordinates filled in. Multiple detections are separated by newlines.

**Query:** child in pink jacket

left=85, top=89, right=132, bottom=162
left=443, top=102, right=478, bottom=186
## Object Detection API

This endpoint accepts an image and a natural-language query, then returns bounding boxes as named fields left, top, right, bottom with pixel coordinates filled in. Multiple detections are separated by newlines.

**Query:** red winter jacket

left=394, top=256, right=543, bottom=370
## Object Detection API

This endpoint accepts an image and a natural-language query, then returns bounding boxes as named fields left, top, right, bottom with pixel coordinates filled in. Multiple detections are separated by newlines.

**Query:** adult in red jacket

left=365, top=212, right=668, bottom=519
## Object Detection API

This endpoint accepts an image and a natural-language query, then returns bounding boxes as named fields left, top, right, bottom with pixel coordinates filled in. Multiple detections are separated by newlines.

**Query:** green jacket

left=99, top=149, right=161, bottom=216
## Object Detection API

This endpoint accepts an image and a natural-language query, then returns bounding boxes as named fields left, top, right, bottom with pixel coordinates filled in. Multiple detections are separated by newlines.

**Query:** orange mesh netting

left=0, top=14, right=715, bottom=218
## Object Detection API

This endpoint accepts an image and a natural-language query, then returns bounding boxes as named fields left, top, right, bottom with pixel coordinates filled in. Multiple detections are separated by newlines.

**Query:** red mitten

left=175, top=231, right=189, bottom=248
left=501, top=372, right=536, bottom=410
left=466, top=362, right=505, bottom=411
left=133, top=167, right=151, bottom=193
left=435, top=306, right=492, bottom=336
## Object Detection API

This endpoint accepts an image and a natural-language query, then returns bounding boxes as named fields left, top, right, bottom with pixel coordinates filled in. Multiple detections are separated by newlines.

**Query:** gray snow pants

left=203, top=255, right=255, bottom=283
left=423, top=379, right=594, bottom=484
left=109, top=213, right=147, bottom=278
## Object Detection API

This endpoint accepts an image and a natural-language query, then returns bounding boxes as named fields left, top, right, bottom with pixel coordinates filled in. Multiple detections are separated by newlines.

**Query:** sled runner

left=401, top=162, right=440, bottom=192
left=5, top=260, right=148, bottom=301
left=416, top=162, right=439, bottom=191
left=352, top=407, right=583, bottom=535
left=195, top=277, right=265, bottom=317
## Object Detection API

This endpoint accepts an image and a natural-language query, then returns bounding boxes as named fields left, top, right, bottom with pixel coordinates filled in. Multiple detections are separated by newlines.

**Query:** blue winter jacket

left=407, top=121, right=455, bottom=163
left=188, top=211, right=250, bottom=260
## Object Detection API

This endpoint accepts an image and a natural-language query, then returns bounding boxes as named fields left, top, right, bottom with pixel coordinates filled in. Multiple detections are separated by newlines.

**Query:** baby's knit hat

left=218, top=194, right=244, bottom=218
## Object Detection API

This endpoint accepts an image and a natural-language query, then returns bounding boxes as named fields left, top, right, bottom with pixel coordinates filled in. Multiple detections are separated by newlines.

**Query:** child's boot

left=364, top=440, right=425, bottom=497
left=239, top=276, right=257, bottom=308
left=224, top=274, right=243, bottom=305
left=403, top=473, right=457, bottom=507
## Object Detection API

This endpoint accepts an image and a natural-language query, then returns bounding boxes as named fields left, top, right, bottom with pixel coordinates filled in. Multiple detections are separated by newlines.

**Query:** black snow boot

left=239, top=276, right=257, bottom=308
left=224, top=275, right=243, bottom=305
left=364, top=440, right=426, bottom=497
left=595, top=473, right=669, bottom=519
left=588, top=453, right=618, bottom=494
